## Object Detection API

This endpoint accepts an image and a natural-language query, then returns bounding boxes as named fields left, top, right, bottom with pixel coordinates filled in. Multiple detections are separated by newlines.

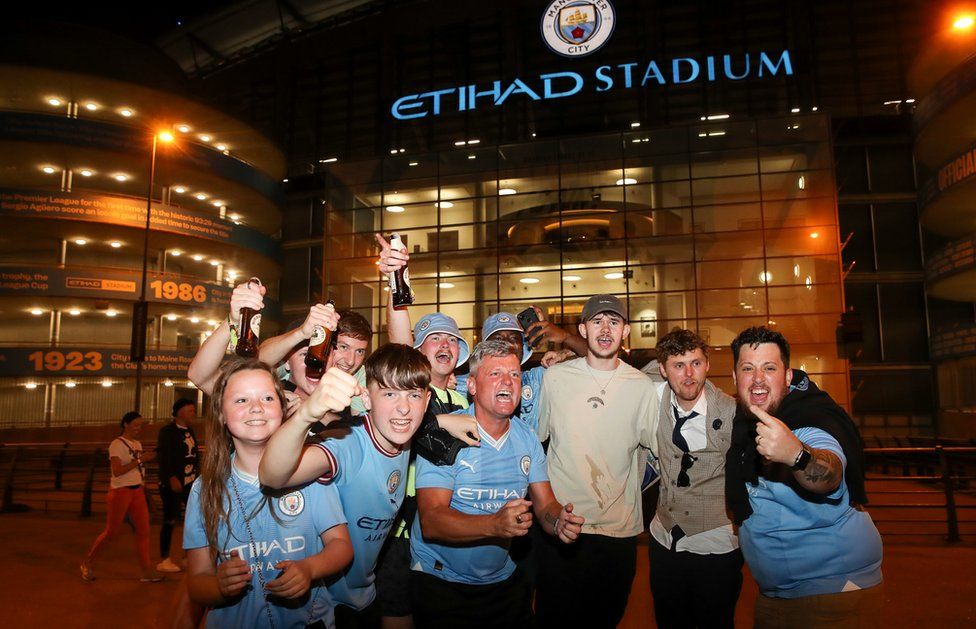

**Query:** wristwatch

left=791, top=444, right=813, bottom=471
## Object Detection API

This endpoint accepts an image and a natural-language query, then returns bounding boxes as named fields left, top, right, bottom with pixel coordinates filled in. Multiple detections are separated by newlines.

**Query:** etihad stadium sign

left=391, top=50, right=794, bottom=120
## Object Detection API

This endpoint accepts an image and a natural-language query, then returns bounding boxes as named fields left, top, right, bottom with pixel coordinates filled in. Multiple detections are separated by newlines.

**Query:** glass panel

left=699, top=288, right=767, bottom=318
left=767, top=285, right=843, bottom=315
left=763, top=196, right=836, bottom=230
left=695, top=230, right=765, bottom=261
left=764, top=226, right=838, bottom=258
left=499, top=270, right=562, bottom=301
left=563, top=239, right=628, bottom=268
left=698, top=258, right=765, bottom=290
left=438, top=196, right=498, bottom=225
left=328, top=206, right=381, bottom=235
left=693, top=202, right=762, bottom=233
left=764, top=256, right=839, bottom=287
left=628, top=234, right=696, bottom=264
left=759, top=143, right=833, bottom=172
left=437, top=274, right=498, bottom=304
left=497, top=190, right=559, bottom=222
left=692, top=174, right=761, bottom=206
left=756, top=116, right=829, bottom=145
left=690, top=148, right=758, bottom=178
left=760, top=170, right=832, bottom=201
left=627, top=208, right=692, bottom=238
left=631, top=263, right=696, bottom=293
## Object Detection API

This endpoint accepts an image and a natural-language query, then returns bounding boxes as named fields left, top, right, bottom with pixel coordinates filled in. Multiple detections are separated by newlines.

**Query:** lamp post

left=132, top=130, right=174, bottom=413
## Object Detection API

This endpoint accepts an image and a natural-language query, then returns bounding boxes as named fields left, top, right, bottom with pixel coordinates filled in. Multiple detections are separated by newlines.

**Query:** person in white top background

left=80, top=411, right=162, bottom=583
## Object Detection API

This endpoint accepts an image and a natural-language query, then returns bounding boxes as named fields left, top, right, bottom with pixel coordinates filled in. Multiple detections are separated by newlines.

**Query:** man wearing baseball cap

left=533, top=294, right=660, bottom=628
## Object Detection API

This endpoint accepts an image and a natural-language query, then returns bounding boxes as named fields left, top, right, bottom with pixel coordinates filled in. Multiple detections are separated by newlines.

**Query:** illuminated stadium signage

left=391, top=50, right=794, bottom=120
left=540, top=1, right=616, bottom=58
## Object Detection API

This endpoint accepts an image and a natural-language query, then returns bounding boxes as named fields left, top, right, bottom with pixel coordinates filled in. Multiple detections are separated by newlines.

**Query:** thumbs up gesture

left=750, top=405, right=802, bottom=465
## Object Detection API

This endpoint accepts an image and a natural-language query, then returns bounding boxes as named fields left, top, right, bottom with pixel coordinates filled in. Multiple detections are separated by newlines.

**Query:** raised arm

left=259, top=368, right=362, bottom=488
left=416, top=488, right=532, bottom=543
left=259, top=303, right=339, bottom=367
left=751, top=405, right=844, bottom=494
left=187, top=281, right=264, bottom=395
left=376, top=233, right=413, bottom=345
left=525, top=305, right=587, bottom=356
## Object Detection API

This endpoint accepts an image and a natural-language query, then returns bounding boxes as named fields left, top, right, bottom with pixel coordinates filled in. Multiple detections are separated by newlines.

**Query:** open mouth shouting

left=749, top=383, right=770, bottom=407
left=435, top=349, right=455, bottom=365
left=595, top=334, right=615, bottom=351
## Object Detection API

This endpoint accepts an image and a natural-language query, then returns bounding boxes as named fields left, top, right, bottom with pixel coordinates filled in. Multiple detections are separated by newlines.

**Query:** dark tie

left=670, top=406, right=699, bottom=550
left=672, top=406, right=699, bottom=453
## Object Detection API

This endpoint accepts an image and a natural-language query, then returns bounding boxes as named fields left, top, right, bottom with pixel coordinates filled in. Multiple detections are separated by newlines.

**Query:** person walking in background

left=156, top=398, right=199, bottom=573
left=80, top=411, right=163, bottom=583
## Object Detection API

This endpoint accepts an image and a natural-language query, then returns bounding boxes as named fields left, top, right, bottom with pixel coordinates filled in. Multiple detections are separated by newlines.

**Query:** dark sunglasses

left=676, top=452, right=698, bottom=487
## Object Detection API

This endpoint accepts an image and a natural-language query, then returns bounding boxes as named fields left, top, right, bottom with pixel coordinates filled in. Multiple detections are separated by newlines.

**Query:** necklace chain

left=229, top=472, right=277, bottom=629
left=585, top=362, right=618, bottom=395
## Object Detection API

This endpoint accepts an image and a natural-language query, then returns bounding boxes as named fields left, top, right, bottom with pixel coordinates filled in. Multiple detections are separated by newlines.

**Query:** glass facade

left=305, top=113, right=846, bottom=404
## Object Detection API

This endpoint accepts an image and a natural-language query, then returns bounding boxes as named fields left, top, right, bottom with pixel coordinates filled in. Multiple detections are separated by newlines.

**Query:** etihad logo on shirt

left=225, top=536, right=306, bottom=561
left=456, top=487, right=522, bottom=501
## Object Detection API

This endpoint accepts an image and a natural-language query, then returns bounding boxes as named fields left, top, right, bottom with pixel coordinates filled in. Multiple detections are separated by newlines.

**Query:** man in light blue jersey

left=260, top=344, right=432, bottom=628
left=410, top=339, right=584, bottom=628
left=455, top=310, right=583, bottom=433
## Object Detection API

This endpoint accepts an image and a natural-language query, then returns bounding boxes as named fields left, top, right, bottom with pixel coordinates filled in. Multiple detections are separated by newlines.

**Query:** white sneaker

left=156, top=558, right=182, bottom=573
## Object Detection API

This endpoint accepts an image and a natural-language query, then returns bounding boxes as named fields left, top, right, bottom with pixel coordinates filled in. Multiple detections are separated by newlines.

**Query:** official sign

left=0, top=188, right=279, bottom=259
left=0, top=266, right=233, bottom=308
left=0, top=347, right=194, bottom=377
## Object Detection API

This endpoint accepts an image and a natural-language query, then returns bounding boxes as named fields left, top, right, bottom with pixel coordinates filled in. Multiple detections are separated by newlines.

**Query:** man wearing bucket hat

left=533, top=294, right=660, bottom=628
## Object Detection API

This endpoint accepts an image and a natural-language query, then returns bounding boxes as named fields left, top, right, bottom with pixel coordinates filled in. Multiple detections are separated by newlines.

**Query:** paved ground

left=0, top=511, right=972, bottom=628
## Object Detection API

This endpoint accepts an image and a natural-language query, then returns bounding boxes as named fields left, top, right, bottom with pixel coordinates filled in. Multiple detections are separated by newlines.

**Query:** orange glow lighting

left=953, top=15, right=974, bottom=29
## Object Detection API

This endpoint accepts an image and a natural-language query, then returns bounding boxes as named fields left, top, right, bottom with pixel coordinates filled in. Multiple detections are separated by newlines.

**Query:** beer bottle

left=389, top=233, right=414, bottom=308
left=304, top=300, right=336, bottom=380
left=234, top=277, right=262, bottom=358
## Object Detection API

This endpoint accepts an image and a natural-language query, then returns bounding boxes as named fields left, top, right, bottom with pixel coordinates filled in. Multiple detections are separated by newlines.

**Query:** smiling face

left=327, top=334, right=369, bottom=375
left=660, top=348, right=709, bottom=408
left=468, top=353, right=521, bottom=422
left=221, top=369, right=283, bottom=447
left=579, top=312, right=629, bottom=360
left=733, top=342, right=792, bottom=414
left=418, top=333, right=460, bottom=382
left=366, top=382, right=430, bottom=451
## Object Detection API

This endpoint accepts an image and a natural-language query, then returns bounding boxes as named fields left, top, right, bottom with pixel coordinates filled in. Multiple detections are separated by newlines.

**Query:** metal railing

left=863, top=445, right=976, bottom=542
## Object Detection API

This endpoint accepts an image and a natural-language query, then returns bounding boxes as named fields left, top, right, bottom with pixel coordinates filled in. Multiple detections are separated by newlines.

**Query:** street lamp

left=132, top=129, right=174, bottom=412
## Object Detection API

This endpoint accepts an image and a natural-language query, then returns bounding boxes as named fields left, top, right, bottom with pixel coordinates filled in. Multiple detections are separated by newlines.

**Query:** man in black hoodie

left=156, top=398, right=198, bottom=573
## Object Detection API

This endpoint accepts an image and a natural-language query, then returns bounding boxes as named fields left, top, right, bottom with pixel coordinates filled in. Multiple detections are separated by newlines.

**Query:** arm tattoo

left=800, top=449, right=842, bottom=491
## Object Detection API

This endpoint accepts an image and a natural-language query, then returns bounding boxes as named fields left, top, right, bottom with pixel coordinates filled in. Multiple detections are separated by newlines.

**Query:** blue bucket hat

left=413, top=313, right=470, bottom=367
left=482, top=312, right=532, bottom=365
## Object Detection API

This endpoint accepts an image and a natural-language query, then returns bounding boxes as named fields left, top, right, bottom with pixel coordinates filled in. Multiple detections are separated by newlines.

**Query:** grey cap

left=581, top=294, right=628, bottom=322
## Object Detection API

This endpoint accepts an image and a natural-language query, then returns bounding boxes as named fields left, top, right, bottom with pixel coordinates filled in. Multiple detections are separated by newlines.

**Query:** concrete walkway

left=0, top=512, right=972, bottom=628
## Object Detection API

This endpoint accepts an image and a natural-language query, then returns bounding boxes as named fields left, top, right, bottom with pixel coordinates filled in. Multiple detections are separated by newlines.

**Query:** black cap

left=580, top=294, right=628, bottom=322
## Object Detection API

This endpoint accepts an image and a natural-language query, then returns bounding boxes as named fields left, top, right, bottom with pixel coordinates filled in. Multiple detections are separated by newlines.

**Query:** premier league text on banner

left=391, top=50, right=793, bottom=120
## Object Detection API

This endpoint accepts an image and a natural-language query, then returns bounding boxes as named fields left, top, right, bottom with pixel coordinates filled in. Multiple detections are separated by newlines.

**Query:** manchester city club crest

left=278, top=491, right=305, bottom=516
left=541, top=0, right=615, bottom=58
left=499, top=314, right=511, bottom=322
left=419, top=318, right=431, bottom=331
left=387, top=469, right=401, bottom=494
left=521, top=384, right=533, bottom=402
left=520, top=455, right=531, bottom=476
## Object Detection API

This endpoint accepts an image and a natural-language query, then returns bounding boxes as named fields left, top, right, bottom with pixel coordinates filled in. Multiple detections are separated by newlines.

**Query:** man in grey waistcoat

left=649, top=328, right=742, bottom=628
